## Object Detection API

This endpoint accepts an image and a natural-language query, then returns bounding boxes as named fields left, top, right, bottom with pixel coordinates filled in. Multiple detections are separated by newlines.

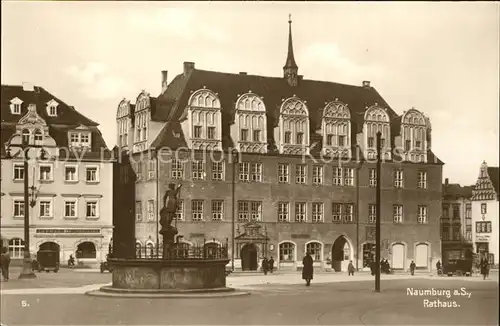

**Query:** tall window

left=39, top=165, right=53, bottom=181
left=240, top=129, right=248, bottom=141
left=369, top=169, right=377, bottom=187
left=250, top=202, right=262, bottom=221
left=65, top=166, right=78, bottom=182
left=333, top=167, right=342, bottom=185
left=135, top=162, right=142, bottom=181
left=312, top=165, right=323, bottom=185
left=417, top=205, right=427, bottom=224
left=192, top=200, right=204, bottom=221
left=465, top=225, right=472, bottom=241
left=13, top=164, right=24, bottom=180
left=253, top=130, right=260, bottom=142
left=212, top=161, right=224, bottom=180
left=394, top=170, right=404, bottom=188
left=39, top=200, right=52, bottom=218
left=86, top=201, right=98, bottom=218
left=174, top=200, right=184, bottom=220
left=343, top=204, right=354, bottom=222
left=442, top=204, right=450, bottom=219
left=393, top=205, right=403, bottom=223
left=481, top=203, right=487, bottom=214
left=238, top=201, right=249, bottom=221
left=284, top=131, right=291, bottom=144
left=278, top=202, right=289, bottom=222
left=171, top=160, right=184, bottom=179
left=147, top=200, right=155, bottom=221
left=239, top=162, right=249, bottom=181
left=194, top=125, right=202, bottom=138
left=14, top=200, right=25, bottom=218
left=135, top=201, right=142, bottom=221
left=192, top=160, right=205, bottom=180
left=147, top=161, right=156, bottom=179
left=332, top=203, right=342, bottom=222
left=306, top=242, right=322, bottom=261
left=441, top=224, right=450, bottom=241
left=64, top=201, right=77, bottom=218
left=476, top=221, right=492, bottom=233
left=367, top=137, right=374, bottom=148
left=211, top=200, right=223, bottom=221
left=250, top=163, right=262, bottom=182
left=312, top=203, right=323, bottom=222
left=278, top=163, right=289, bottom=183
left=279, top=242, right=295, bottom=261
left=452, top=204, right=460, bottom=220
left=344, top=168, right=354, bottom=186
left=8, top=238, right=24, bottom=259
left=207, top=126, right=216, bottom=139
left=295, top=164, right=307, bottom=184
left=453, top=225, right=461, bottom=241
left=295, top=202, right=306, bottom=222
left=368, top=204, right=376, bottom=223
left=86, top=167, right=98, bottom=182
left=417, top=171, right=427, bottom=189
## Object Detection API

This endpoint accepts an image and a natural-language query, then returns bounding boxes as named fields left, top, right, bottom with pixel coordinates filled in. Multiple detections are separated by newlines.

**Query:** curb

left=86, top=287, right=250, bottom=299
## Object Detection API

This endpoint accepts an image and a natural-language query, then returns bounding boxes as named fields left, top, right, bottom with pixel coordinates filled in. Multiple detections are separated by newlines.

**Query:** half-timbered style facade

left=117, top=18, right=443, bottom=272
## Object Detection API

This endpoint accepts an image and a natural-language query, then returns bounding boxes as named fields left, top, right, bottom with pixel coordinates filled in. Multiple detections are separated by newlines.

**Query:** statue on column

left=160, top=183, right=182, bottom=258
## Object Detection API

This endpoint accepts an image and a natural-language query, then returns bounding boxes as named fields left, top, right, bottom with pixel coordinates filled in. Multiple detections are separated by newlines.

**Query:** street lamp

left=5, top=131, right=47, bottom=279
left=355, top=145, right=365, bottom=272
left=231, top=149, right=239, bottom=272
left=375, top=131, right=382, bottom=292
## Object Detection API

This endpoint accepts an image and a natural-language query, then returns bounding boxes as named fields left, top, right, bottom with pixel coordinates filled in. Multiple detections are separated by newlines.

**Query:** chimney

left=161, top=70, right=168, bottom=93
left=362, top=81, right=371, bottom=88
left=183, top=62, right=195, bottom=76
left=239, top=72, right=247, bottom=75
left=22, top=82, right=34, bottom=92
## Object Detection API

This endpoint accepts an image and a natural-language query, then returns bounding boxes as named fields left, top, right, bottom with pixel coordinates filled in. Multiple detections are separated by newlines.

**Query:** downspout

left=155, top=149, right=160, bottom=255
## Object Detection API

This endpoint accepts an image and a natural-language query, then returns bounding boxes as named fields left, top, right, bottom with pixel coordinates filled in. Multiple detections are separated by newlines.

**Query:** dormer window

left=69, top=132, right=91, bottom=148
left=22, top=129, right=30, bottom=144
left=207, top=127, right=215, bottom=139
left=296, top=132, right=304, bottom=145
left=194, top=126, right=202, bottom=138
left=321, top=100, right=351, bottom=157
left=338, top=135, right=345, bottom=147
left=34, top=130, right=43, bottom=145
left=10, top=97, right=23, bottom=115
left=326, top=135, right=333, bottom=146
left=284, top=131, right=291, bottom=144
left=46, top=99, right=59, bottom=117
left=234, top=92, right=267, bottom=153
left=241, top=129, right=248, bottom=141
left=368, top=137, right=374, bottom=148
left=253, top=130, right=260, bottom=142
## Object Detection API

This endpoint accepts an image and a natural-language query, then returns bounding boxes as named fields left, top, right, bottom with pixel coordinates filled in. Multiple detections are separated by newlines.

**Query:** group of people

left=261, top=256, right=275, bottom=275
left=369, top=258, right=393, bottom=275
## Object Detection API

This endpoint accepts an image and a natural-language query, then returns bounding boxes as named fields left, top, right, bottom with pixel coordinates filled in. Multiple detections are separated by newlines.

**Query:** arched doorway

left=38, top=242, right=60, bottom=267
left=391, top=243, right=405, bottom=270
left=76, top=241, right=96, bottom=259
left=240, top=243, right=258, bottom=271
left=331, top=236, right=350, bottom=272
left=415, top=243, right=429, bottom=269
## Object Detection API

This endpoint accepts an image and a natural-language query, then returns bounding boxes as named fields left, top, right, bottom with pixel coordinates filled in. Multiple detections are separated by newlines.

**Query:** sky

left=1, top=2, right=498, bottom=186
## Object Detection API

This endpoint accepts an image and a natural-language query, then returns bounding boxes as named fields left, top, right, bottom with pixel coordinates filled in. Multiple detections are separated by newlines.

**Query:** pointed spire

left=283, top=14, right=299, bottom=86
left=284, top=14, right=298, bottom=70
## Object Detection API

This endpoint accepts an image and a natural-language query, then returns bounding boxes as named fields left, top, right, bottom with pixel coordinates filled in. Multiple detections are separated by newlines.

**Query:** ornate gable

left=18, top=104, right=47, bottom=127
left=472, top=162, right=498, bottom=201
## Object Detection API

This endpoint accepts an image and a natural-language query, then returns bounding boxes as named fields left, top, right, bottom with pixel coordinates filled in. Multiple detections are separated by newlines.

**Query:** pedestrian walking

left=348, top=260, right=355, bottom=276
left=480, top=257, right=489, bottom=280
left=268, top=256, right=275, bottom=273
left=410, top=261, right=416, bottom=276
left=262, top=257, right=269, bottom=275
left=302, top=252, right=314, bottom=286
left=1, top=247, right=11, bottom=281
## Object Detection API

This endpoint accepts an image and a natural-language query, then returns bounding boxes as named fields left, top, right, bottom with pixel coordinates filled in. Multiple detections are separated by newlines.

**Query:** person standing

left=410, top=261, right=416, bottom=276
left=268, top=256, right=275, bottom=273
left=348, top=260, right=355, bottom=276
left=302, top=252, right=314, bottom=286
left=1, top=247, right=11, bottom=281
left=480, top=257, right=489, bottom=280
left=262, top=257, right=269, bottom=275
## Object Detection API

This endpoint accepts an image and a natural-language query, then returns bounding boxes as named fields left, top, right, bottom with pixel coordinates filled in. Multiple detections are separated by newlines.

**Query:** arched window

left=278, top=97, right=309, bottom=154
left=9, top=238, right=24, bottom=259
left=306, top=242, right=322, bottom=261
left=135, top=242, right=142, bottom=258
left=279, top=242, right=295, bottom=262
left=322, top=100, right=351, bottom=154
left=76, top=241, right=96, bottom=259
left=34, top=129, right=43, bottom=145
left=22, top=129, right=30, bottom=145
left=146, top=242, right=155, bottom=258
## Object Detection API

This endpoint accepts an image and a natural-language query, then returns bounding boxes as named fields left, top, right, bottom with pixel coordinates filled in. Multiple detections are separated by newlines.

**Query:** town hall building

left=115, top=18, right=444, bottom=272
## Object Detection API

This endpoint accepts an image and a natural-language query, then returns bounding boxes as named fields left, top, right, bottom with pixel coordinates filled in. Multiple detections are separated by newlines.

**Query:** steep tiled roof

left=1, top=85, right=98, bottom=126
left=487, top=167, right=499, bottom=195
left=150, top=68, right=443, bottom=164
left=1, top=84, right=111, bottom=159
left=443, top=183, right=474, bottom=199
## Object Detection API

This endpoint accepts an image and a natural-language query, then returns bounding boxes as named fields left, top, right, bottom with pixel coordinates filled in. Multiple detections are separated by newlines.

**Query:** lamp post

left=231, top=149, right=239, bottom=272
left=375, top=131, right=382, bottom=292
left=5, top=136, right=46, bottom=279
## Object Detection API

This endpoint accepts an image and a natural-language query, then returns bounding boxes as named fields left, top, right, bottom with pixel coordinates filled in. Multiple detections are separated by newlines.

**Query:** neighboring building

left=471, top=161, right=499, bottom=266
left=116, top=18, right=443, bottom=272
left=440, top=178, right=473, bottom=266
left=0, top=83, right=113, bottom=266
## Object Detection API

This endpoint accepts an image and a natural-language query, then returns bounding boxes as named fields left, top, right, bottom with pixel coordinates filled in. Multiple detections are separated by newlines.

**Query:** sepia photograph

left=0, top=1, right=498, bottom=325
